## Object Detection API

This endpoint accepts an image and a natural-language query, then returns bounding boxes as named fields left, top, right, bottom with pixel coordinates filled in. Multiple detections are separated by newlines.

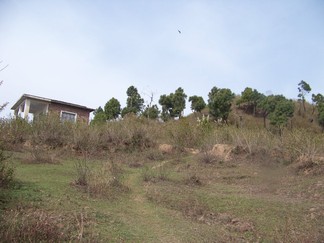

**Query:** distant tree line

left=91, top=81, right=324, bottom=132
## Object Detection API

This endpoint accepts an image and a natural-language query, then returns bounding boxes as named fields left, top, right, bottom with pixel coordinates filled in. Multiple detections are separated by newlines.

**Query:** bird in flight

left=178, top=30, right=181, bottom=34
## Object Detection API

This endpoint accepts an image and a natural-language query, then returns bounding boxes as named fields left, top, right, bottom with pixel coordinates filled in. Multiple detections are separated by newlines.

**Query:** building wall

left=48, top=103, right=91, bottom=123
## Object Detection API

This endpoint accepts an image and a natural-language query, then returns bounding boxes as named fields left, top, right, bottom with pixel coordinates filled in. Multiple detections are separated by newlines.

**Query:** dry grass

left=0, top=206, right=98, bottom=242
left=74, top=159, right=130, bottom=199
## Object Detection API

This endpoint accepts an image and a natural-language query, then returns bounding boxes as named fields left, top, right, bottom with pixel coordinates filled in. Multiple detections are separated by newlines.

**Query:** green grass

left=0, top=150, right=323, bottom=242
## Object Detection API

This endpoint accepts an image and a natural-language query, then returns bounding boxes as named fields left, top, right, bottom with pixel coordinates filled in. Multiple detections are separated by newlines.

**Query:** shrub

left=74, top=160, right=129, bottom=198
left=281, top=129, right=324, bottom=165
left=74, top=159, right=90, bottom=187
left=31, top=114, right=73, bottom=148
left=229, top=128, right=276, bottom=155
left=0, top=148, right=14, bottom=188
left=72, top=124, right=101, bottom=157
left=166, top=118, right=206, bottom=150
left=0, top=117, right=31, bottom=150
left=94, top=116, right=158, bottom=153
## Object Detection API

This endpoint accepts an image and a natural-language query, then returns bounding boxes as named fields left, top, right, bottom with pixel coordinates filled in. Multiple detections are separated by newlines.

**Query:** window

left=60, top=111, right=77, bottom=123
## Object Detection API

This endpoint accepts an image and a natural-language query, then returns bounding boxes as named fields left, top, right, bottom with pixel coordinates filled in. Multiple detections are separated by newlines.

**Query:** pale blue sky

left=1, top=0, right=324, bottom=117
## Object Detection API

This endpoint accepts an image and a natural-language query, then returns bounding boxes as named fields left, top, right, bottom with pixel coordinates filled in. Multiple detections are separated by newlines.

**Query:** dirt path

left=122, top=168, right=182, bottom=243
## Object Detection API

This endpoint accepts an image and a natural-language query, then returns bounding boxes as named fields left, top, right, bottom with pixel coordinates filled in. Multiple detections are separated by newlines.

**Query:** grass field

left=1, top=148, right=323, bottom=242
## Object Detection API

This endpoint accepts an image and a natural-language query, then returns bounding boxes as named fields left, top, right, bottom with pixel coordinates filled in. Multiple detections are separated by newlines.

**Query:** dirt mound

left=158, top=144, right=173, bottom=154
left=211, top=144, right=235, bottom=161
left=293, top=157, right=324, bottom=175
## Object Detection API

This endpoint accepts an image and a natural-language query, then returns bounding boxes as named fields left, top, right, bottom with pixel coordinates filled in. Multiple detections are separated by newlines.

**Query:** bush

left=0, top=117, right=31, bottom=150
left=72, top=124, right=101, bottom=157
left=74, top=159, right=90, bottom=187
left=93, top=116, right=158, bottom=153
left=0, top=148, right=14, bottom=188
left=30, top=114, right=73, bottom=148
left=229, top=128, right=276, bottom=155
left=166, top=118, right=206, bottom=150
left=74, top=160, right=129, bottom=199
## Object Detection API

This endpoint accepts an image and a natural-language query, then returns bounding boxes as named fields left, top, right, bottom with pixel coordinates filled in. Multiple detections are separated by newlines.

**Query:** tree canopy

left=208, top=87, right=235, bottom=122
left=297, top=80, right=311, bottom=113
left=122, top=86, right=144, bottom=117
left=268, top=98, right=294, bottom=132
left=142, top=104, right=160, bottom=119
left=236, top=87, right=264, bottom=116
left=189, top=95, right=206, bottom=113
left=159, top=87, right=187, bottom=121
left=104, top=97, right=121, bottom=120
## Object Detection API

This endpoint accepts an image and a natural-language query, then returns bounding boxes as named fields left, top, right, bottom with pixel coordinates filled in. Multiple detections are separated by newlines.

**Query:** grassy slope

left=1, top=150, right=323, bottom=242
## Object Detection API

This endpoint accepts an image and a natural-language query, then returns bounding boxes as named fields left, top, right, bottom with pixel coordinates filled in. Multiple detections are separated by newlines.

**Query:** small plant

left=199, top=150, right=217, bottom=164
left=74, top=159, right=90, bottom=187
left=184, top=174, right=203, bottom=186
left=197, top=114, right=212, bottom=134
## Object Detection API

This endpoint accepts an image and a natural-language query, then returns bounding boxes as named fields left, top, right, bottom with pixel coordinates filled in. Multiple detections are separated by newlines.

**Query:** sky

left=1, top=0, right=324, bottom=118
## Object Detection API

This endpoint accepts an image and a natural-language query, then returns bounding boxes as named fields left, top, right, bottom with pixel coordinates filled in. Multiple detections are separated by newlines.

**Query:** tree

left=318, top=103, right=324, bottom=132
left=312, top=93, right=324, bottom=131
left=312, top=93, right=324, bottom=114
left=269, top=98, right=294, bottom=135
left=159, top=94, right=173, bottom=121
left=159, top=87, right=187, bottom=121
left=208, top=87, right=235, bottom=123
left=142, top=104, right=160, bottom=119
left=104, top=97, right=121, bottom=120
left=91, top=106, right=106, bottom=125
left=297, top=80, right=311, bottom=113
left=236, top=87, right=263, bottom=116
left=122, top=86, right=144, bottom=117
left=258, top=95, right=286, bottom=128
left=189, top=95, right=206, bottom=113
left=172, top=87, right=187, bottom=118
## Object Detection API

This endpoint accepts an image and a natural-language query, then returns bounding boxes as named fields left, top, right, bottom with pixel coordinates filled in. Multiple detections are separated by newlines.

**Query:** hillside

left=0, top=113, right=323, bottom=242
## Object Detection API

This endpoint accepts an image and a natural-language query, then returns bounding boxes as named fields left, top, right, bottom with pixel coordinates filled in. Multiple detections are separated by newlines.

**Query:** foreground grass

left=0, top=151, right=323, bottom=242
